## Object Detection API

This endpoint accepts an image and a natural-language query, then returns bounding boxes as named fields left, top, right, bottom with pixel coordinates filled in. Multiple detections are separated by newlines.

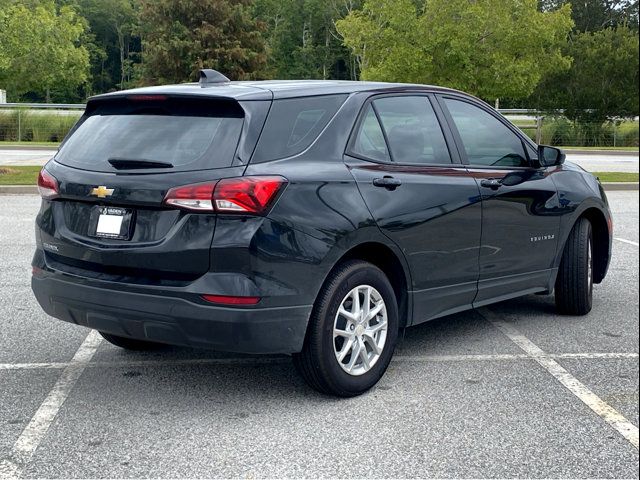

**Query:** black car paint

left=31, top=81, right=612, bottom=354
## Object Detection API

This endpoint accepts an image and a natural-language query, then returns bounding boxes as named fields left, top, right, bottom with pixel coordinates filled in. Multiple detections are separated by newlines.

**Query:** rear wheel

left=293, top=260, right=399, bottom=397
left=99, top=332, right=164, bottom=351
left=555, top=217, right=593, bottom=315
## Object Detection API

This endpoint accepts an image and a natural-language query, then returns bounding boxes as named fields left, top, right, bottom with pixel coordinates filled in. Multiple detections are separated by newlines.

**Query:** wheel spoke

left=363, top=333, right=382, bottom=355
left=366, top=319, right=387, bottom=336
left=346, top=342, right=361, bottom=372
left=362, top=286, right=372, bottom=319
left=365, top=301, right=384, bottom=322
left=359, top=341, right=370, bottom=370
left=337, top=338, right=354, bottom=362
left=351, top=289, right=361, bottom=317
left=333, top=328, right=351, bottom=338
left=338, top=306, right=358, bottom=322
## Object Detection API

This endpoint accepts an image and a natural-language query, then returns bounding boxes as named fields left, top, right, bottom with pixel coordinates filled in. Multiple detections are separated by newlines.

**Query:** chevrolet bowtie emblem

left=90, top=186, right=114, bottom=198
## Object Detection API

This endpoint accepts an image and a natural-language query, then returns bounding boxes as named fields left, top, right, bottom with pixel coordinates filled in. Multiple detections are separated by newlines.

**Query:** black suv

left=32, top=70, right=612, bottom=396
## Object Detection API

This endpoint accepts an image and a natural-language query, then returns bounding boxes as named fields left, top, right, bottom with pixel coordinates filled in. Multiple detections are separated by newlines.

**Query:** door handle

left=480, top=178, right=503, bottom=190
left=373, top=176, right=402, bottom=190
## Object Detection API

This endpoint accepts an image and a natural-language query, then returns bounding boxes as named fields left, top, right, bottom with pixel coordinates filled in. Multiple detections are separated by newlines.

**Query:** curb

left=564, top=149, right=638, bottom=157
left=1, top=183, right=638, bottom=195
left=601, top=182, right=639, bottom=191
left=0, top=145, right=59, bottom=151
left=0, top=185, right=39, bottom=194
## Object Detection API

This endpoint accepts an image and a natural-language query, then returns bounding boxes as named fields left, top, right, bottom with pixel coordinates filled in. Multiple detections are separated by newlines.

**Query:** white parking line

left=481, top=308, right=639, bottom=450
left=0, top=331, right=103, bottom=479
left=615, top=237, right=640, bottom=247
left=0, top=352, right=638, bottom=371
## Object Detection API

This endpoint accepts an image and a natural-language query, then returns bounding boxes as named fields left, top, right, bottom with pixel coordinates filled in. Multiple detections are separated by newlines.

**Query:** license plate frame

left=89, top=206, right=134, bottom=240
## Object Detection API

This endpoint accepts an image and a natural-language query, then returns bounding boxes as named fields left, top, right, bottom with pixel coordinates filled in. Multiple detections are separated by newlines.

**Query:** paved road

left=0, top=192, right=638, bottom=478
left=0, top=149, right=638, bottom=173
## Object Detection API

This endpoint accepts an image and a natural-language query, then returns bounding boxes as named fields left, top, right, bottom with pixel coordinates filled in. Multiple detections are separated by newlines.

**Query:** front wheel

left=555, top=217, right=593, bottom=315
left=293, top=260, right=399, bottom=397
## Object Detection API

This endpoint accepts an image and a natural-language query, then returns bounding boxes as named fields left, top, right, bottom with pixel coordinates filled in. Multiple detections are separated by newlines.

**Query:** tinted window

left=374, top=96, right=451, bottom=164
left=444, top=98, right=528, bottom=167
left=253, top=94, right=348, bottom=162
left=351, top=105, right=390, bottom=162
left=56, top=97, right=244, bottom=172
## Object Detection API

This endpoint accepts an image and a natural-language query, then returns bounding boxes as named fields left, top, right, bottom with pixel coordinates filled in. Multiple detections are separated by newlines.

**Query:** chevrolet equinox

left=32, top=70, right=612, bottom=396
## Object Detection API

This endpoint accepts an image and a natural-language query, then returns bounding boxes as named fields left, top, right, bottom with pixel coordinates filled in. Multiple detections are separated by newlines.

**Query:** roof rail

left=199, top=69, right=230, bottom=87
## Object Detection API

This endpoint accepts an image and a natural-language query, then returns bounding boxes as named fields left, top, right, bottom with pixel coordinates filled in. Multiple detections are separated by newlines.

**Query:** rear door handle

left=373, top=176, right=402, bottom=190
left=480, top=178, right=503, bottom=190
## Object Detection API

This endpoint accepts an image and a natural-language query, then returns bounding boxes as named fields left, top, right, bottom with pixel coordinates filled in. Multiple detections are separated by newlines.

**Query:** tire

left=555, top=217, right=594, bottom=315
left=293, top=260, right=399, bottom=397
left=99, top=332, right=165, bottom=351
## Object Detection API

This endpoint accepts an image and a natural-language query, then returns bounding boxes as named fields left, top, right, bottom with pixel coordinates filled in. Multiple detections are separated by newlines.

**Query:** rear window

left=55, top=97, right=244, bottom=172
left=252, top=94, right=348, bottom=163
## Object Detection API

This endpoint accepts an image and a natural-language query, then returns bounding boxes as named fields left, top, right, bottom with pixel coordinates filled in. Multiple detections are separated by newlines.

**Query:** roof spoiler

left=199, top=69, right=230, bottom=87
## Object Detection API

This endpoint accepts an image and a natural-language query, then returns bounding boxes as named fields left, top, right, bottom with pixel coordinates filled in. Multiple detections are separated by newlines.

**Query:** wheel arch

left=557, top=206, right=611, bottom=285
left=327, top=242, right=412, bottom=328
left=580, top=207, right=611, bottom=284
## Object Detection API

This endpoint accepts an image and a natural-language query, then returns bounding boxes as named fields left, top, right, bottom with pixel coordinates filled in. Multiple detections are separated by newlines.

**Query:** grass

left=1, top=166, right=636, bottom=186
left=0, top=166, right=41, bottom=185
left=0, top=141, right=60, bottom=148
left=592, top=172, right=639, bottom=183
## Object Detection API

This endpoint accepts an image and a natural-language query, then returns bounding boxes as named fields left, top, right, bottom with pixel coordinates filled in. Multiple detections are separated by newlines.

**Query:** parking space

left=0, top=192, right=638, bottom=478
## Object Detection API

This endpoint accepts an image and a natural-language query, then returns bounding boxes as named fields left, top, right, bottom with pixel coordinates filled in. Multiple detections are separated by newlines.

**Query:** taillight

left=164, top=182, right=216, bottom=211
left=37, top=168, right=59, bottom=199
left=214, top=176, right=286, bottom=213
left=163, top=176, right=287, bottom=214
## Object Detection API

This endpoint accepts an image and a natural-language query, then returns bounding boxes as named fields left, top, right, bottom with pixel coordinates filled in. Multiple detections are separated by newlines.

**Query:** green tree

left=138, top=0, right=267, bottom=84
left=254, top=0, right=360, bottom=80
left=0, top=1, right=90, bottom=101
left=539, top=0, right=638, bottom=32
left=532, top=25, right=639, bottom=124
left=337, top=0, right=574, bottom=101
left=71, top=0, right=140, bottom=93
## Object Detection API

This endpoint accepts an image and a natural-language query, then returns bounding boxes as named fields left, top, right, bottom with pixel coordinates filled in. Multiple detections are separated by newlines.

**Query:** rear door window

left=252, top=94, right=348, bottom=162
left=55, top=97, right=244, bottom=172
left=373, top=96, right=452, bottom=164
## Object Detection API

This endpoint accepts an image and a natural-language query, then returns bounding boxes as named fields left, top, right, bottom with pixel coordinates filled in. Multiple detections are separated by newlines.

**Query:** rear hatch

left=38, top=94, right=266, bottom=285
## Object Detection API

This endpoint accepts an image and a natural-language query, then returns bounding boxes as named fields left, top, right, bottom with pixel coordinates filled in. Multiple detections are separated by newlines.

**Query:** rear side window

left=443, top=98, right=528, bottom=168
left=252, top=94, right=348, bottom=163
left=55, top=97, right=244, bottom=172
left=351, top=106, right=390, bottom=162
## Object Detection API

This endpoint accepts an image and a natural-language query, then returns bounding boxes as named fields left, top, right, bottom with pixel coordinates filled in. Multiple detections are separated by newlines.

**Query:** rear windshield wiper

left=108, top=158, right=174, bottom=170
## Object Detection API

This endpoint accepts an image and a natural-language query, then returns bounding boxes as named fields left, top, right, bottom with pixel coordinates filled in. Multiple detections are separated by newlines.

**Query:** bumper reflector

left=201, top=294, right=261, bottom=305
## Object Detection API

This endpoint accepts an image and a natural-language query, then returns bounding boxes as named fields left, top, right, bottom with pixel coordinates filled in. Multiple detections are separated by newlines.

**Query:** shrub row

left=520, top=118, right=639, bottom=147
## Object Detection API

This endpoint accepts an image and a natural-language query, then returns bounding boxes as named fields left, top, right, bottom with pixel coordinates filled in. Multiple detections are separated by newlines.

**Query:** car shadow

left=89, top=294, right=558, bottom=397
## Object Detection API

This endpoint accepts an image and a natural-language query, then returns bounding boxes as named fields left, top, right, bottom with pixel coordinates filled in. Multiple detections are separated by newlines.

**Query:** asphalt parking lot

left=0, top=192, right=638, bottom=479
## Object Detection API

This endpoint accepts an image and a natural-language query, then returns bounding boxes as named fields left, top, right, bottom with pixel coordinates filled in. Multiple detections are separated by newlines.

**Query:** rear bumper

left=31, top=272, right=312, bottom=354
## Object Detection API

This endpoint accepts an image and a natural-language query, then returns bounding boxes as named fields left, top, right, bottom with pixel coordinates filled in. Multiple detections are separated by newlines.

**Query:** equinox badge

left=90, top=186, right=115, bottom=198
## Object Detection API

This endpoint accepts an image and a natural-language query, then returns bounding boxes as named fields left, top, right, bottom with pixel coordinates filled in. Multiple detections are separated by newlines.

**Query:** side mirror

left=537, top=145, right=566, bottom=167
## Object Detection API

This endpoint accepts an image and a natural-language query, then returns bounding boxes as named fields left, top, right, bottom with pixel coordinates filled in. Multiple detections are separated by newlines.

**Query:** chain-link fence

left=0, top=104, right=638, bottom=148
left=0, top=104, right=83, bottom=143
left=504, top=110, right=639, bottom=148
